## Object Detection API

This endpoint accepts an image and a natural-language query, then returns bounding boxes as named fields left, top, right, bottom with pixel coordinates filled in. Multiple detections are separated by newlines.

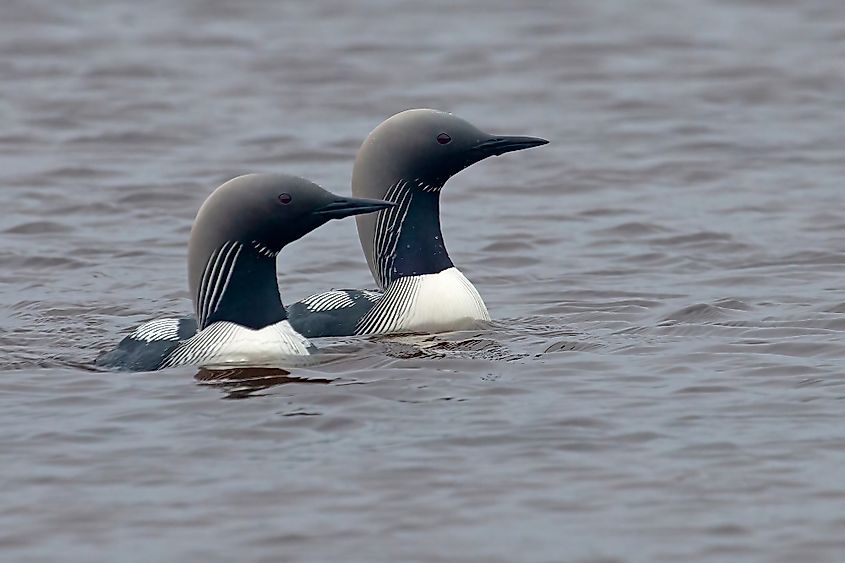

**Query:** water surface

left=3, top=1, right=845, bottom=561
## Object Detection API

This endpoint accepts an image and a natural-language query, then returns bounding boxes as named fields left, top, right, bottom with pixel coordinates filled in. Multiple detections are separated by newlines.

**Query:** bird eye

left=278, top=193, right=292, bottom=204
left=436, top=132, right=452, bottom=145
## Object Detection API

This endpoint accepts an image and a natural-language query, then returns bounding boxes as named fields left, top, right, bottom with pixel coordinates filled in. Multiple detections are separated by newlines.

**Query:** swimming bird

left=95, top=174, right=393, bottom=371
left=285, top=109, right=548, bottom=337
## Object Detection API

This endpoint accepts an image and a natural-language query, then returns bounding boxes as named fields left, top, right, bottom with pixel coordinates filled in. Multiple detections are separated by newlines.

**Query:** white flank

left=361, top=290, right=382, bottom=302
left=131, top=318, right=182, bottom=342
left=162, top=320, right=312, bottom=368
left=356, top=267, right=490, bottom=335
left=301, top=290, right=356, bottom=312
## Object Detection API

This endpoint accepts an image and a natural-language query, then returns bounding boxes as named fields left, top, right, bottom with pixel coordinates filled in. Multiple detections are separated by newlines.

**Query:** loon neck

left=194, top=242, right=286, bottom=330
left=371, top=179, right=454, bottom=289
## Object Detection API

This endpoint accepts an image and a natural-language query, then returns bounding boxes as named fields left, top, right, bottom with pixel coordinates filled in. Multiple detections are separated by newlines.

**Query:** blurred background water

left=2, top=0, right=845, bottom=561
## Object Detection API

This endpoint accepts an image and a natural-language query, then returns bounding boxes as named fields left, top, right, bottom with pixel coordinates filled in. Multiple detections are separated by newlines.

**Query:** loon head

left=353, top=109, right=549, bottom=196
left=351, top=109, right=548, bottom=287
left=188, top=173, right=393, bottom=329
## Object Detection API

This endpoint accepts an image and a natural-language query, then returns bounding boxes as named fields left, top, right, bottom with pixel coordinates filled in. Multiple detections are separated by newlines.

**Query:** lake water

left=3, top=0, right=845, bottom=561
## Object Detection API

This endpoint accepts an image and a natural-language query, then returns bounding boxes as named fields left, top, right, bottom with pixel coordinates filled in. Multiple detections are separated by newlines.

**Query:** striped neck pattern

left=194, top=242, right=286, bottom=330
left=372, top=178, right=452, bottom=289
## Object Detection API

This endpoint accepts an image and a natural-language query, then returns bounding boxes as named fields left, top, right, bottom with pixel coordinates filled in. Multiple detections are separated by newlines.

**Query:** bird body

left=288, top=109, right=547, bottom=337
left=96, top=174, right=392, bottom=371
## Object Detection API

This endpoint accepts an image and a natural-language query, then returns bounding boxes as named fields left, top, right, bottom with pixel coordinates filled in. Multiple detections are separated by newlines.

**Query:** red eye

left=436, top=132, right=452, bottom=144
left=278, top=193, right=292, bottom=204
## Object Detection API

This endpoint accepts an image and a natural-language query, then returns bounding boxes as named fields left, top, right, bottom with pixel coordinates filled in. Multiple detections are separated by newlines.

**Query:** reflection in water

left=372, top=330, right=527, bottom=362
left=189, top=332, right=520, bottom=399
left=195, top=366, right=333, bottom=399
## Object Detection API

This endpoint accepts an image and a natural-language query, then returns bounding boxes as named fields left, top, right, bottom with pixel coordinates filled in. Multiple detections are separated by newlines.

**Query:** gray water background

left=2, top=0, right=845, bottom=561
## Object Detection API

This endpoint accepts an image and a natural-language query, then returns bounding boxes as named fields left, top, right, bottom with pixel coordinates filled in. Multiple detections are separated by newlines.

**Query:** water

left=3, top=0, right=845, bottom=561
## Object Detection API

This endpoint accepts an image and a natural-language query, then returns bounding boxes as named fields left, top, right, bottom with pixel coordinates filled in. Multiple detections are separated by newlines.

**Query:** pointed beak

left=471, top=135, right=549, bottom=158
left=313, top=196, right=396, bottom=219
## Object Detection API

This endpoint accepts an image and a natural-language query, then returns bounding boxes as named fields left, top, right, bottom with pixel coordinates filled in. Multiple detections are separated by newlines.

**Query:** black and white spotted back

left=287, top=289, right=382, bottom=337
left=95, top=316, right=198, bottom=371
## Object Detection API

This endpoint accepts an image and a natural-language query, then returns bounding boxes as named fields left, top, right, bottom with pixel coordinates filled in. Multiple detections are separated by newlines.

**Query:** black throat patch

left=373, top=179, right=453, bottom=288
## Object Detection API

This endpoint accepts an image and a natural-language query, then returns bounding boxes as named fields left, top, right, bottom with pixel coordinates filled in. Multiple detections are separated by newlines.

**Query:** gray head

left=351, top=109, right=548, bottom=288
left=189, top=173, right=393, bottom=329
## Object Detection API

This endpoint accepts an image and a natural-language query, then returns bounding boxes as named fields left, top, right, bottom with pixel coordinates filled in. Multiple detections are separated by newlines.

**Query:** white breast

left=356, top=267, right=490, bottom=335
left=162, top=320, right=312, bottom=368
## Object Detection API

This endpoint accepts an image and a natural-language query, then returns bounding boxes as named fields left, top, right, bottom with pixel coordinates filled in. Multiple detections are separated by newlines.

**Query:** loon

left=95, top=174, right=393, bottom=371
left=285, top=109, right=548, bottom=337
